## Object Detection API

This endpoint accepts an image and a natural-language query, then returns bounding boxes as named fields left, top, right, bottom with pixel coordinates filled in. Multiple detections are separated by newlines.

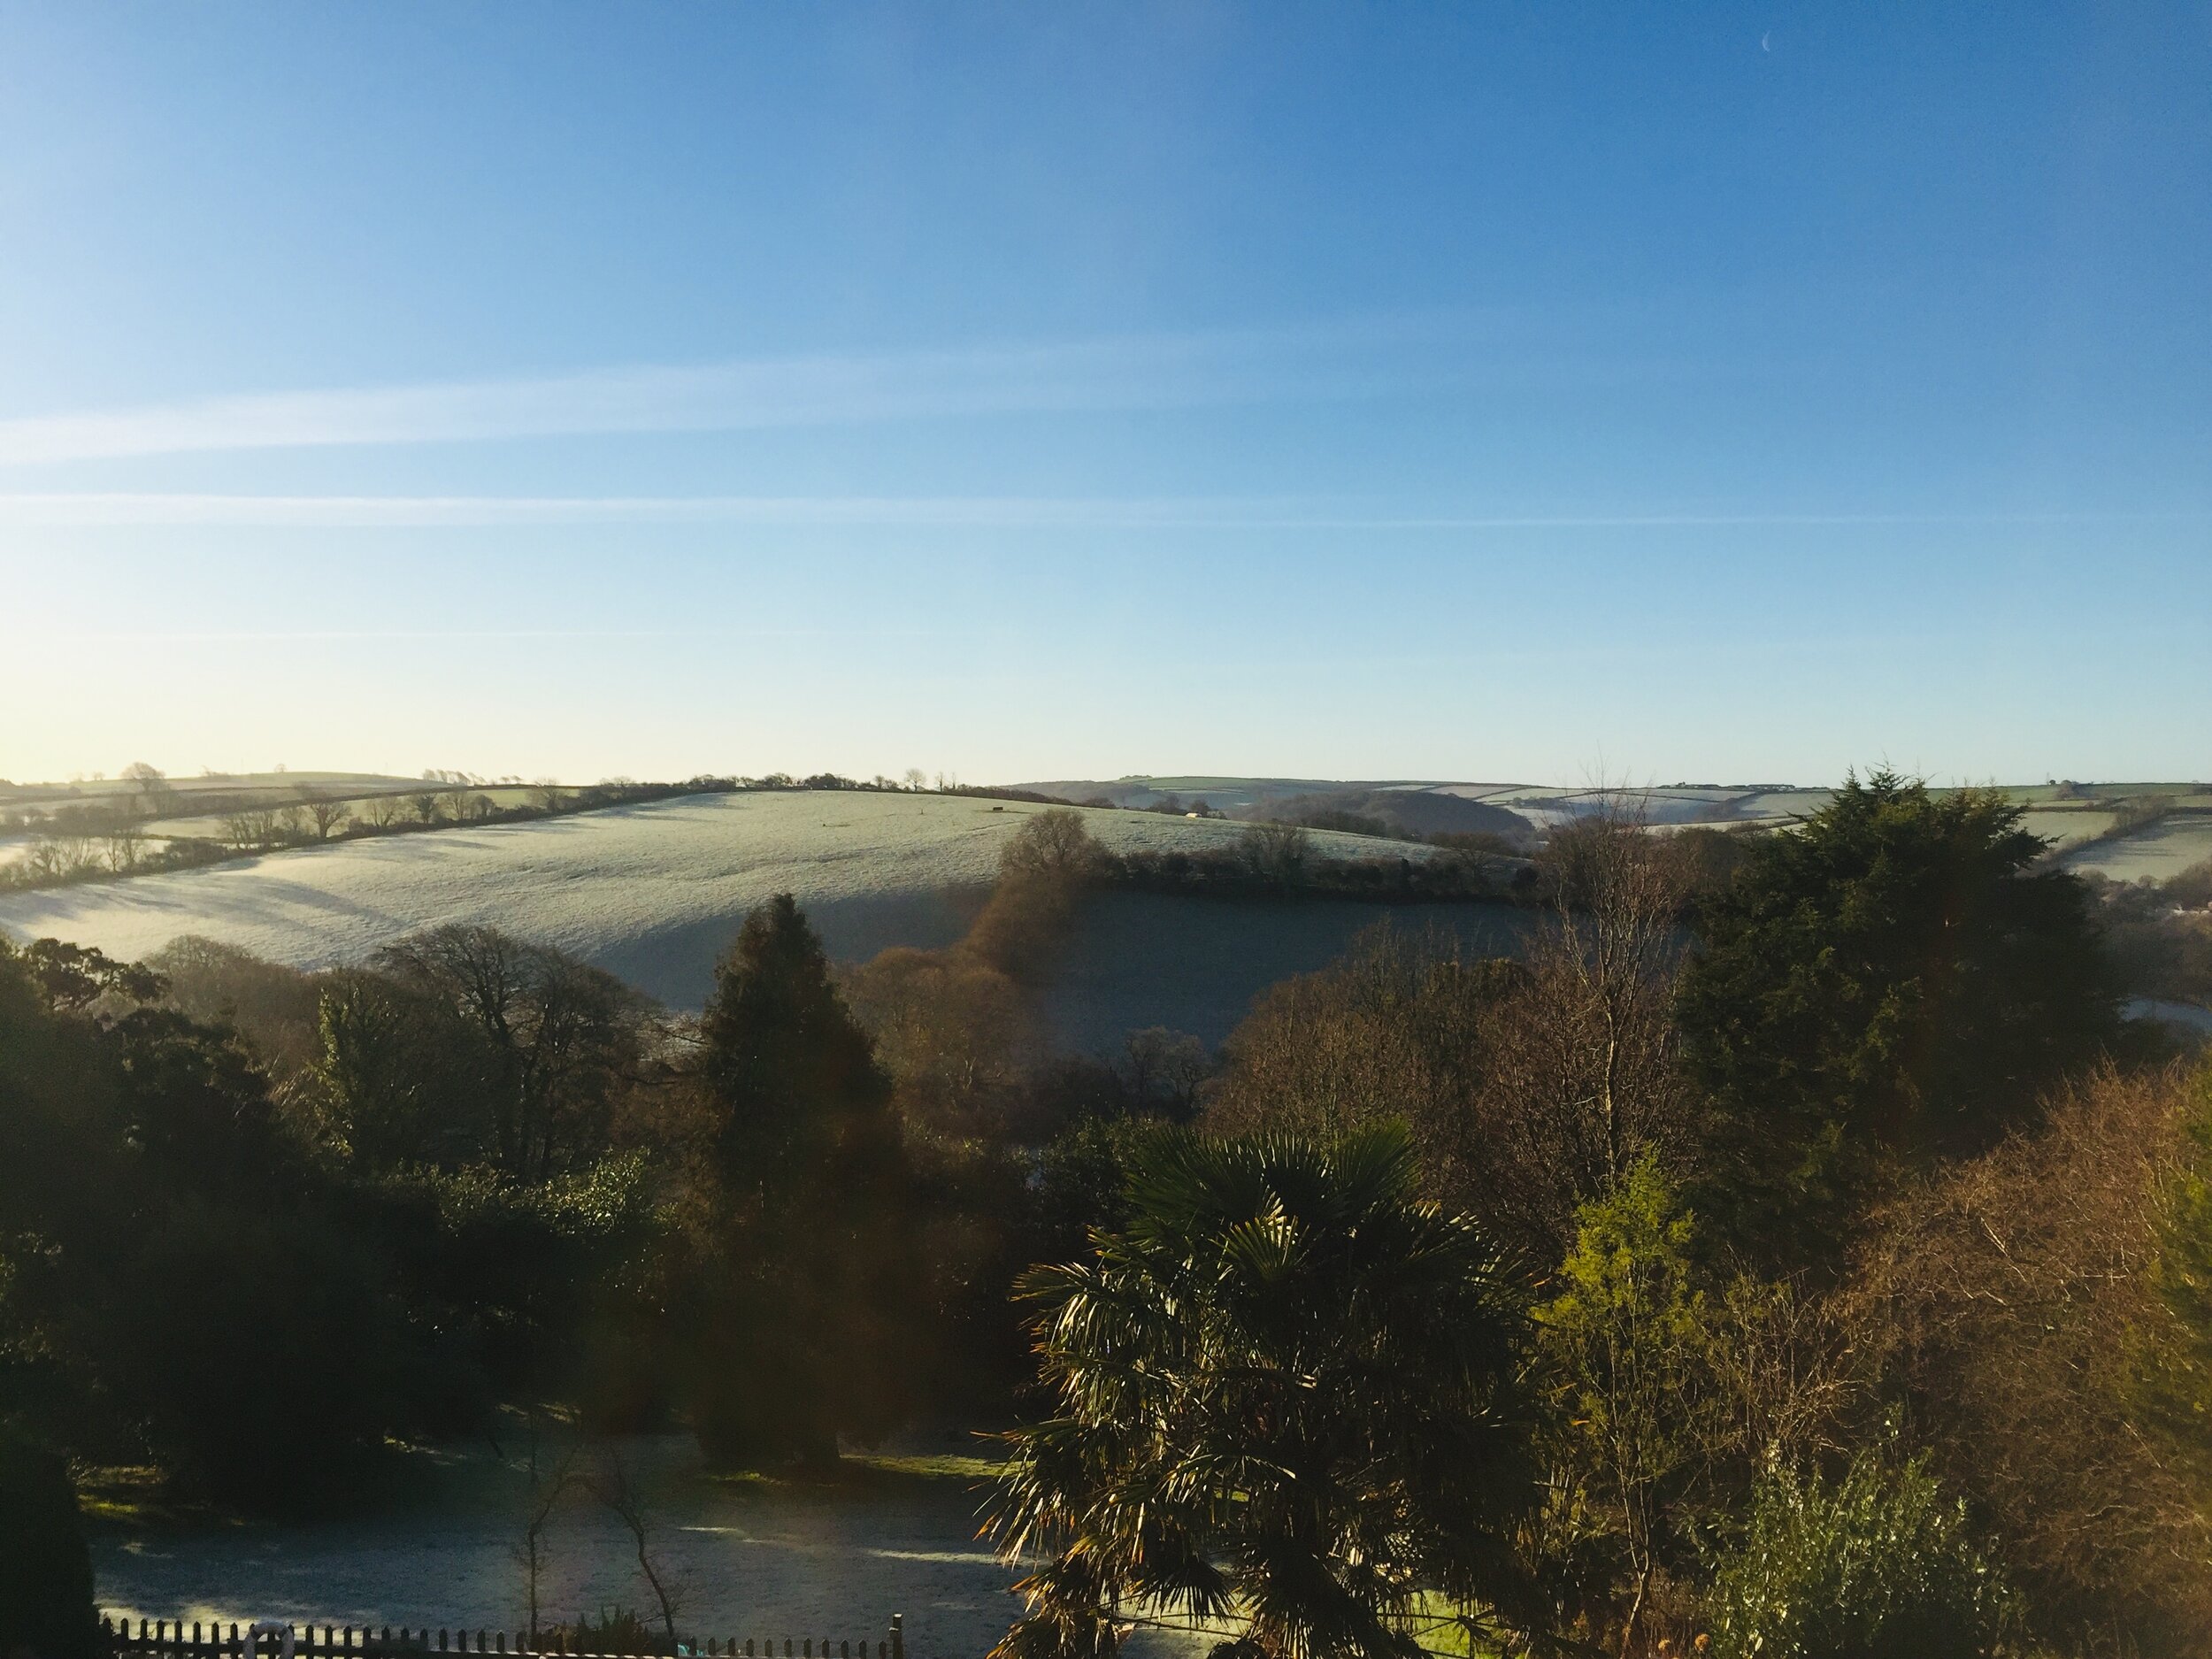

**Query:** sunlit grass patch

left=74, top=1463, right=208, bottom=1526
left=703, top=1448, right=1006, bottom=1499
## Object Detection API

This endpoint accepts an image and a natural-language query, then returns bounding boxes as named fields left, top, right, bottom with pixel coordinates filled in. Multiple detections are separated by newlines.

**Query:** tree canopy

left=689, top=894, right=915, bottom=1465
left=1677, top=771, right=2121, bottom=1265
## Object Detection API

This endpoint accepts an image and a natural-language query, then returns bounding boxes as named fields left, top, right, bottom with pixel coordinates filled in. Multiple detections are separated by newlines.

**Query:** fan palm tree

left=988, top=1125, right=1548, bottom=1659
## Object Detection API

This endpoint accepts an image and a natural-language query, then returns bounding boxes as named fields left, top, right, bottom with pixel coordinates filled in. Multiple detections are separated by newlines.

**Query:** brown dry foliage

left=1205, top=812, right=1699, bottom=1263
left=1202, top=922, right=1511, bottom=1184
left=1855, top=1063, right=2212, bottom=1654
left=843, top=810, right=1100, bottom=1138
left=841, top=944, right=1036, bottom=1138
left=146, top=933, right=327, bottom=1079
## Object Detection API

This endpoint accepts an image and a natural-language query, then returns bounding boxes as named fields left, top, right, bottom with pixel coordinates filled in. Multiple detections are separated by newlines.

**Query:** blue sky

left=1, top=3, right=2206, bottom=786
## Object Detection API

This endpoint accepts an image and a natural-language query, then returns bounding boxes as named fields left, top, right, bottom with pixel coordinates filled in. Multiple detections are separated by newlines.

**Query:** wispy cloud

left=0, top=493, right=2192, bottom=529
left=0, top=493, right=1261, bottom=527
left=0, top=323, right=1459, bottom=466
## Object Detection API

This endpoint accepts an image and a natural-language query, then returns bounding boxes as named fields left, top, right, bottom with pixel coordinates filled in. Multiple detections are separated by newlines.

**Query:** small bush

left=2168, top=856, right=2212, bottom=911
left=1704, top=1442, right=2008, bottom=1659
left=0, top=1423, right=98, bottom=1659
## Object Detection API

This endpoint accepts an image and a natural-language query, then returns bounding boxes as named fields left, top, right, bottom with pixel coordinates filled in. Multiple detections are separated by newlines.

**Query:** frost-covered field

left=0, top=792, right=1427, bottom=1011
left=2062, top=815, right=2212, bottom=884
left=2017, top=808, right=2116, bottom=848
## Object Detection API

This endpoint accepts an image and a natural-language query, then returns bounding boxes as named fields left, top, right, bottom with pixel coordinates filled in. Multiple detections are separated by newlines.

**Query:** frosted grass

left=0, top=793, right=1427, bottom=1009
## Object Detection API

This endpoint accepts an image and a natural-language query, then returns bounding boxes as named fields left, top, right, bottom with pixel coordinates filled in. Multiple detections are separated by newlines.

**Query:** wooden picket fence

left=102, top=1615, right=906, bottom=1659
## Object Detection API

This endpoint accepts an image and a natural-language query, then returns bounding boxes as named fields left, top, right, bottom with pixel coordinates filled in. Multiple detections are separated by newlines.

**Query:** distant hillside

left=1016, top=775, right=2212, bottom=878
left=0, top=792, right=1462, bottom=1037
left=1267, top=786, right=1534, bottom=842
left=1017, top=776, right=1532, bottom=840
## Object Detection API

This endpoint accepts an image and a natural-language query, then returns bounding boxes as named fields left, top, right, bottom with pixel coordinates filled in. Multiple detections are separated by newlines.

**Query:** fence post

left=887, top=1617, right=902, bottom=1659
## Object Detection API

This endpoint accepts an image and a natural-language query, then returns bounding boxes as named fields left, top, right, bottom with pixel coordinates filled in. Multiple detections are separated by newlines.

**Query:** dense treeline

left=5, top=772, right=2212, bottom=1655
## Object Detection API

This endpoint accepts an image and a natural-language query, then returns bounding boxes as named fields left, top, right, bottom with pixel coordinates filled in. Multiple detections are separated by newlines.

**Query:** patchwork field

left=1037, top=776, right=2206, bottom=832
left=0, top=792, right=1442, bottom=1027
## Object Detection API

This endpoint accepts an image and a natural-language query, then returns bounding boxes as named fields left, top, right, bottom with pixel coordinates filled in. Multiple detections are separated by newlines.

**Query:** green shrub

left=0, top=1423, right=98, bottom=1659
left=1704, top=1442, right=2008, bottom=1659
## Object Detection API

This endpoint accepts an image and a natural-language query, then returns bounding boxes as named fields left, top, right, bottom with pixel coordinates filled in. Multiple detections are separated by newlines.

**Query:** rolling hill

left=1025, top=776, right=2212, bottom=875
left=10, top=777, right=2201, bottom=1056
left=0, top=790, right=1487, bottom=1048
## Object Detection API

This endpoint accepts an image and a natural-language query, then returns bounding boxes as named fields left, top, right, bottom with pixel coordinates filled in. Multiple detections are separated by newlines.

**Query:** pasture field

left=2017, top=807, right=2118, bottom=848
left=0, top=792, right=1435, bottom=1013
left=2062, top=812, right=2212, bottom=884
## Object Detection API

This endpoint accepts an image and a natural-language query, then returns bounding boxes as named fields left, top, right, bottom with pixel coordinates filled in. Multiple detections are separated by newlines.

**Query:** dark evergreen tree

left=690, top=895, right=914, bottom=1465
left=1678, top=771, right=2122, bottom=1270
left=703, top=894, right=899, bottom=1197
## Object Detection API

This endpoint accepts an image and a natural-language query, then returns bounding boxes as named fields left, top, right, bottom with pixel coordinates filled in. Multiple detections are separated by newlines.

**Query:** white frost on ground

left=92, top=1435, right=1218, bottom=1659
left=0, top=793, right=1428, bottom=1011
left=2063, top=818, right=2212, bottom=884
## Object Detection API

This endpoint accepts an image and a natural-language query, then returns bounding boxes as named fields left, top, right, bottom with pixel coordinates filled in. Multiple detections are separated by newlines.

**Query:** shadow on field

left=1041, top=891, right=1537, bottom=1052
left=597, top=888, right=992, bottom=1010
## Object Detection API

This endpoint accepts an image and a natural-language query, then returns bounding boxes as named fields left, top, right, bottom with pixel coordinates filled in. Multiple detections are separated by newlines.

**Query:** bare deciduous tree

left=1240, top=820, right=1313, bottom=885
left=998, top=807, right=1102, bottom=879
left=516, top=1432, right=586, bottom=1641
left=843, top=945, right=1033, bottom=1137
left=101, top=813, right=145, bottom=872
left=1471, top=806, right=1696, bottom=1256
left=301, top=790, right=350, bottom=841
left=587, top=1446, right=686, bottom=1644
left=119, top=760, right=176, bottom=820
left=1119, top=1026, right=1209, bottom=1118
left=25, top=833, right=104, bottom=879
left=221, top=804, right=286, bottom=850
left=375, top=924, right=651, bottom=1179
